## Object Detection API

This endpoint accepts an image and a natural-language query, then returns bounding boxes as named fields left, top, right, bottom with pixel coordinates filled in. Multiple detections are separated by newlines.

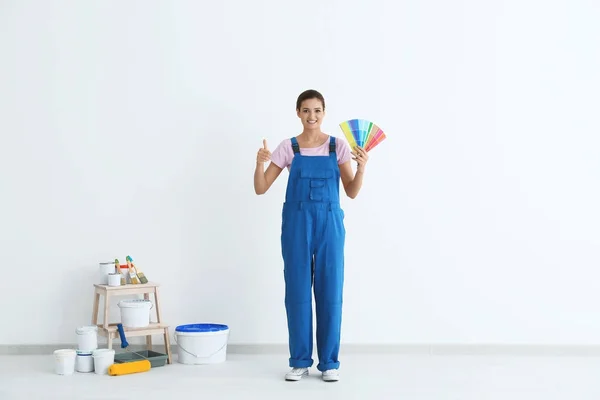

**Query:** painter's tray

left=114, top=350, right=168, bottom=368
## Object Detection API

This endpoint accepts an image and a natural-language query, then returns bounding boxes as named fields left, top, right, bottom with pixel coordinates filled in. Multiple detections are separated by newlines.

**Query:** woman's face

left=297, top=98, right=325, bottom=131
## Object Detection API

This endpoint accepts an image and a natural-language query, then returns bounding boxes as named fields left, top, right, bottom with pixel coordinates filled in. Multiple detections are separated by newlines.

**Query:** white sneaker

left=322, top=369, right=340, bottom=382
left=285, top=367, right=309, bottom=381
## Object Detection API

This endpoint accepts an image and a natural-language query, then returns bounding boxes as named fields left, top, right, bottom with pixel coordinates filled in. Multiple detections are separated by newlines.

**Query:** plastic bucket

left=92, top=349, right=115, bottom=375
left=118, top=299, right=153, bottom=328
left=175, top=324, right=229, bottom=365
left=76, top=326, right=98, bottom=352
left=54, top=349, right=76, bottom=375
left=75, top=351, right=94, bottom=373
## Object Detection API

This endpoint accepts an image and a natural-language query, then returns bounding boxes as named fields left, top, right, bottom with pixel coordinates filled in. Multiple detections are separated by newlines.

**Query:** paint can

left=99, top=262, right=115, bottom=284
left=108, top=272, right=121, bottom=287
left=175, top=324, right=229, bottom=365
left=92, top=349, right=115, bottom=375
left=118, top=299, right=153, bottom=328
left=76, top=325, right=98, bottom=352
left=54, top=349, right=76, bottom=375
left=75, top=351, right=94, bottom=373
left=120, top=266, right=131, bottom=284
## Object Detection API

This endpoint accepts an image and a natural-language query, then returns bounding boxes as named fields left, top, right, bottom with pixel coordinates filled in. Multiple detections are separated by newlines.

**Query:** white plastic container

left=174, top=324, right=229, bottom=365
left=76, top=326, right=98, bottom=352
left=54, top=349, right=76, bottom=375
left=92, top=349, right=115, bottom=375
left=75, top=351, right=94, bottom=373
left=99, top=262, right=115, bottom=284
left=118, top=299, right=153, bottom=328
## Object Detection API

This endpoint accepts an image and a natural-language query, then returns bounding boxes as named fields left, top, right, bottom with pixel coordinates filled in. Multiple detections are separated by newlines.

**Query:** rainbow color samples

left=339, top=119, right=387, bottom=151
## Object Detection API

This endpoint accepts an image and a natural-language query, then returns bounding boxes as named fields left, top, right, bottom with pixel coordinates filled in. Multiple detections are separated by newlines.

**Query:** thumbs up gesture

left=256, top=138, right=272, bottom=164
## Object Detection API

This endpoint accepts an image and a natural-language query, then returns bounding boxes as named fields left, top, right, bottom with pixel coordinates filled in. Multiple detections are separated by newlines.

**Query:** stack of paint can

left=74, top=326, right=98, bottom=373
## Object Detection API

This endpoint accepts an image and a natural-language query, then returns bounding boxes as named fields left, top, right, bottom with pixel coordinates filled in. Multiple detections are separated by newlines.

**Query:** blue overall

left=281, top=136, right=345, bottom=372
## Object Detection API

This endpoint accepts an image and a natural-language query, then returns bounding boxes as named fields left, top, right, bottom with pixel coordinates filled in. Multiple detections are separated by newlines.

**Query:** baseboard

left=3, top=343, right=600, bottom=356
left=0, top=344, right=286, bottom=356
left=228, top=344, right=600, bottom=356
left=0, top=344, right=175, bottom=356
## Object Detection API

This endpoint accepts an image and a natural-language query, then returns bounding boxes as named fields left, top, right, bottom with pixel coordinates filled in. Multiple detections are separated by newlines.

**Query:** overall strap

left=290, top=137, right=300, bottom=154
left=329, top=136, right=336, bottom=153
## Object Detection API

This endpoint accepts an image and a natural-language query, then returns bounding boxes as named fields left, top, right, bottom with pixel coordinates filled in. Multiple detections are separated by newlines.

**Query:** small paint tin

left=107, top=272, right=121, bottom=286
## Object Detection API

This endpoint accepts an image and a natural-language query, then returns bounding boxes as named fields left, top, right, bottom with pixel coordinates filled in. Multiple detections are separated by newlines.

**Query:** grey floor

left=1, top=352, right=600, bottom=399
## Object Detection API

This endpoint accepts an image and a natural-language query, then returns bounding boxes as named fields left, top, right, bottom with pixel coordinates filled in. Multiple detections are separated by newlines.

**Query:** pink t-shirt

left=270, top=136, right=352, bottom=170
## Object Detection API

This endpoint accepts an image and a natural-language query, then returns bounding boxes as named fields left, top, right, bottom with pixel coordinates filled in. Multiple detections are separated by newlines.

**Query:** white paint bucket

left=76, top=326, right=98, bottom=352
left=175, top=324, right=229, bottom=365
left=75, top=351, right=94, bottom=373
left=118, top=299, right=153, bottom=328
left=107, top=273, right=121, bottom=287
left=99, top=262, right=115, bottom=284
left=92, top=349, right=115, bottom=375
left=54, top=349, right=76, bottom=375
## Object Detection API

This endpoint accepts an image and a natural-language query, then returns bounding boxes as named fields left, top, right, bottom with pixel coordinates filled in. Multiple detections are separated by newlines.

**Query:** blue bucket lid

left=175, top=323, right=228, bottom=333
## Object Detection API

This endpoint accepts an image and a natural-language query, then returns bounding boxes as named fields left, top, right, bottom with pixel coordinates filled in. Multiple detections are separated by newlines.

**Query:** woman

left=254, top=89, right=369, bottom=382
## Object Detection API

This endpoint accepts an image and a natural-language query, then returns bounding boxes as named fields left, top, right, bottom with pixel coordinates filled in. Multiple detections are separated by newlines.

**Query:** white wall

left=1, top=0, right=599, bottom=347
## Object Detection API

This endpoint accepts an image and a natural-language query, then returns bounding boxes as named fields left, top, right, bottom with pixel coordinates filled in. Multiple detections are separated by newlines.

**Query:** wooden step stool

left=91, top=282, right=172, bottom=364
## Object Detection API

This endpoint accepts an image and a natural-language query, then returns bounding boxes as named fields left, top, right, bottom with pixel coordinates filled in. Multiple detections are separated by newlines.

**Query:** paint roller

left=108, top=324, right=151, bottom=376
left=108, top=360, right=150, bottom=376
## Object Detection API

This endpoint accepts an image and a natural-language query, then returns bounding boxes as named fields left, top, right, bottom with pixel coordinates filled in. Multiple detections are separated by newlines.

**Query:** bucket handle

left=175, top=332, right=229, bottom=359
left=118, top=301, right=154, bottom=310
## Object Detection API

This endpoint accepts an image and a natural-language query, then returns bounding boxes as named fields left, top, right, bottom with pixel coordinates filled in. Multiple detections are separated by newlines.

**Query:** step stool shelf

left=91, top=281, right=172, bottom=364
left=96, top=323, right=169, bottom=337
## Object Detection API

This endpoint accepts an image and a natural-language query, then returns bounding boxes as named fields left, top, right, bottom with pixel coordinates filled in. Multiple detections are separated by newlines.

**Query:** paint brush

left=126, top=256, right=140, bottom=284
left=127, top=255, right=148, bottom=284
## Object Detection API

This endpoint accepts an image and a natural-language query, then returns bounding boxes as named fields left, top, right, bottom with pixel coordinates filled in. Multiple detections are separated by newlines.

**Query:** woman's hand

left=351, top=146, right=369, bottom=172
left=256, top=139, right=271, bottom=164
left=254, top=139, right=283, bottom=195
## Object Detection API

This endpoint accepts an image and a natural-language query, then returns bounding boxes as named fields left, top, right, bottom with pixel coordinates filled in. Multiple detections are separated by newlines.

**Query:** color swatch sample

left=339, top=119, right=387, bottom=152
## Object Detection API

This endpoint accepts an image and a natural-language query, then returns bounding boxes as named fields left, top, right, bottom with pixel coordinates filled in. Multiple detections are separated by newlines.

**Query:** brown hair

left=296, top=89, right=325, bottom=111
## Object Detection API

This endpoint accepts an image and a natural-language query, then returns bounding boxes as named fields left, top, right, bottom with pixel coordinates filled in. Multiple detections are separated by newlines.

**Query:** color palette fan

left=339, top=119, right=387, bottom=152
